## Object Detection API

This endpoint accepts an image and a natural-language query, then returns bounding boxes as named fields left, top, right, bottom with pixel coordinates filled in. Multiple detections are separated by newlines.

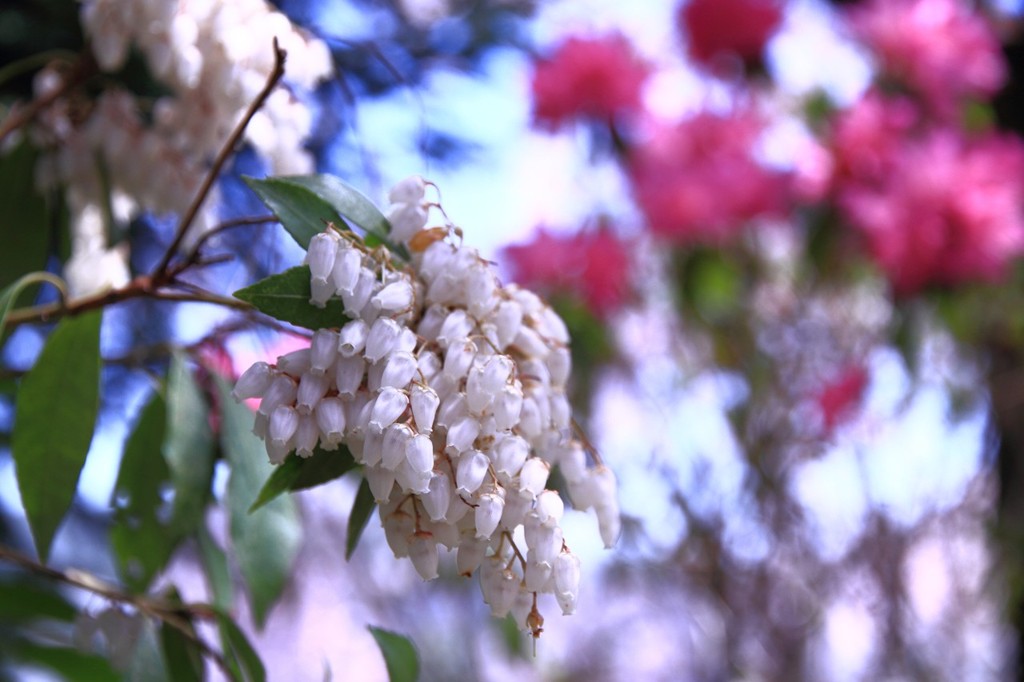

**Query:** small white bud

left=381, top=507, right=412, bottom=555
left=331, top=247, right=362, bottom=295
left=410, top=384, right=440, bottom=434
left=381, top=351, right=418, bottom=389
left=406, top=433, right=434, bottom=474
left=408, top=531, right=439, bottom=580
left=535, top=490, right=565, bottom=526
left=437, top=309, right=473, bottom=348
left=315, top=397, right=346, bottom=445
left=258, top=375, right=297, bottom=417
left=232, top=362, right=272, bottom=401
left=388, top=175, right=426, bottom=204
left=494, top=435, right=529, bottom=477
left=269, top=405, right=299, bottom=449
left=382, top=423, right=414, bottom=470
left=456, top=449, right=489, bottom=495
left=310, top=329, right=339, bottom=375
left=294, top=415, right=319, bottom=457
left=307, top=231, right=339, bottom=281
left=443, top=339, right=477, bottom=382
left=371, top=279, right=414, bottom=312
left=310, top=277, right=334, bottom=308
left=341, top=267, right=375, bottom=317
left=475, top=491, right=505, bottom=539
left=295, top=371, right=330, bottom=415
left=276, top=349, right=311, bottom=377
left=422, top=473, right=452, bottom=521
left=369, top=387, right=409, bottom=433
left=334, top=355, right=365, bottom=398
left=338, top=319, right=369, bottom=357
left=492, top=384, right=523, bottom=431
left=492, top=300, right=523, bottom=349
left=364, top=318, right=402, bottom=363
left=446, top=416, right=480, bottom=454
left=367, top=465, right=397, bottom=504
left=518, top=458, right=549, bottom=497
left=386, top=202, right=428, bottom=243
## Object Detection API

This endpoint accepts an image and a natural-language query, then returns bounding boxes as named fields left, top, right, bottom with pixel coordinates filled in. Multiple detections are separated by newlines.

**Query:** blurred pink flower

left=838, top=129, right=1024, bottom=294
left=679, top=0, right=784, bottom=71
left=531, top=34, right=651, bottom=130
left=848, top=0, right=1006, bottom=116
left=816, top=364, right=868, bottom=433
left=830, top=90, right=921, bottom=184
left=503, top=227, right=631, bottom=316
left=629, top=110, right=789, bottom=244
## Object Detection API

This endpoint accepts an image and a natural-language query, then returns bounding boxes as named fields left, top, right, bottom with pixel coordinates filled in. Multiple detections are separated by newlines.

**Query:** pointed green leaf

left=346, top=478, right=376, bottom=561
left=249, top=446, right=357, bottom=513
left=110, top=391, right=174, bottom=591
left=159, top=590, right=204, bottom=682
left=0, top=141, right=51, bottom=289
left=217, top=378, right=301, bottom=629
left=196, top=523, right=234, bottom=612
left=12, top=311, right=101, bottom=561
left=163, top=353, right=215, bottom=538
left=0, top=577, right=76, bottom=622
left=233, top=266, right=350, bottom=330
left=215, top=609, right=267, bottom=682
left=9, top=642, right=119, bottom=682
left=368, top=627, right=419, bottom=682
left=244, top=175, right=344, bottom=250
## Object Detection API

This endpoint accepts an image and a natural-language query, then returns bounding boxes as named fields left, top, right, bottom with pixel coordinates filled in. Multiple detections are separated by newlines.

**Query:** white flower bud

left=386, top=202, right=428, bottom=243
left=232, top=362, right=273, bottom=401
left=559, top=441, right=587, bottom=483
left=381, top=507, right=412, bottom=556
left=269, top=405, right=299, bottom=449
left=276, top=349, right=311, bottom=377
left=388, top=176, right=426, bottom=204
left=342, top=267, right=375, bottom=317
left=436, top=392, right=469, bottom=430
left=362, top=428, right=384, bottom=467
left=372, top=279, right=414, bottom=312
left=331, top=247, right=362, bottom=295
left=258, top=375, right=297, bottom=417
left=518, top=458, right=549, bottom=497
left=295, top=371, right=330, bottom=415
left=446, top=416, right=480, bottom=454
left=307, top=231, right=339, bottom=281
left=408, top=531, right=439, bottom=580
left=534, top=490, right=564, bottom=527
left=382, top=423, right=414, bottom=470
left=492, top=300, right=523, bottom=350
left=315, top=397, right=346, bottom=446
left=457, top=535, right=488, bottom=576
left=500, top=488, right=533, bottom=529
left=510, top=587, right=533, bottom=631
left=419, top=241, right=455, bottom=281
left=364, top=318, right=402, bottom=363
left=597, top=501, right=621, bottom=548
left=410, top=384, right=440, bottom=434
left=338, top=319, right=369, bottom=357
left=310, top=277, right=334, bottom=308
left=513, top=326, right=549, bottom=359
left=381, top=351, right=418, bottom=389
left=294, top=414, right=319, bottom=457
left=369, top=387, right=409, bottom=433
left=416, top=304, right=448, bottom=341
left=309, top=329, right=339, bottom=375
left=481, top=564, right=518, bottom=618
left=524, top=553, right=552, bottom=592
left=539, top=306, right=570, bottom=344
left=494, top=435, right=529, bottom=477
left=465, top=264, right=498, bottom=317
left=443, top=339, right=477, bottom=382
left=550, top=392, right=571, bottom=429
left=475, top=490, right=505, bottom=539
left=367, top=465, right=397, bottom=504
left=547, top=347, right=571, bottom=387
left=456, top=449, right=489, bottom=495
left=518, top=397, right=543, bottom=441
left=366, top=359, right=386, bottom=393
left=395, top=458, right=432, bottom=494
left=253, top=411, right=269, bottom=439
left=525, top=518, right=562, bottom=565
left=422, top=472, right=452, bottom=521
left=437, top=309, right=473, bottom=348
left=396, top=328, right=418, bottom=353
left=492, top=384, right=523, bottom=431
left=266, top=439, right=290, bottom=465
left=406, top=433, right=434, bottom=474
left=554, top=551, right=580, bottom=615
left=334, top=355, right=365, bottom=398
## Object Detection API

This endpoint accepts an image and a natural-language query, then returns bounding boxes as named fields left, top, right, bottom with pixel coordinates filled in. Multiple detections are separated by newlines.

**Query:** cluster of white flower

left=233, top=177, right=620, bottom=635
left=30, top=0, right=332, bottom=297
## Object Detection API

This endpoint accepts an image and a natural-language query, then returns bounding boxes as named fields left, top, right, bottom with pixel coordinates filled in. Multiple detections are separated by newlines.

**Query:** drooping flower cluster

left=531, top=34, right=651, bottom=131
left=31, top=0, right=331, bottom=297
left=233, top=178, right=620, bottom=634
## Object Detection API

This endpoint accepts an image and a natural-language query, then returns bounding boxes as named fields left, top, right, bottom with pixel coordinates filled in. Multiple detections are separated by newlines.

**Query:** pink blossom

left=502, top=227, right=631, bottom=316
left=816, top=365, right=868, bottom=433
left=531, top=34, right=651, bottom=130
left=830, top=90, right=921, bottom=185
left=629, top=110, right=790, bottom=244
left=679, top=0, right=784, bottom=71
left=838, top=129, right=1024, bottom=294
left=848, top=0, right=1006, bottom=116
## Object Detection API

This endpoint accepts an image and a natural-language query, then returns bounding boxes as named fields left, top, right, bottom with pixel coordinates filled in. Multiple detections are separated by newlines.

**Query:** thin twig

left=151, top=39, right=287, bottom=283
left=169, top=214, right=279, bottom=277
left=0, top=52, right=96, bottom=145
left=0, top=544, right=237, bottom=680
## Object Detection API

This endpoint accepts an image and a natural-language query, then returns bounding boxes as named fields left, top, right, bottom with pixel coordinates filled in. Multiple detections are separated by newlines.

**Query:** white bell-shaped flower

left=334, top=355, right=365, bottom=399
left=369, top=387, right=408, bottom=433
left=372, top=279, right=414, bottom=312
left=381, top=351, right=418, bottom=389
left=410, top=384, right=440, bottom=434
left=232, top=361, right=272, bottom=401
left=456, top=449, right=489, bottom=495
left=306, top=231, right=339, bottom=281
left=258, top=375, right=297, bottom=417
left=314, top=397, right=346, bottom=446
left=294, top=415, right=319, bottom=457
left=309, top=329, right=338, bottom=375
left=295, top=370, right=330, bottom=415
left=382, top=423, right=414, bottom=470
left=388, top=175, right=426, bottom=204
left=331, top=247, right=362, bottom=295
left=405, top=433, right=434, bottom=474
left=408, top=531, right=439, bottom=580
left=337, top=319, right=369, bottom=357
left=421, top=472, right=452, bottom=522
left=269, top=405, right=299, bottom=449
left=364, top=318, right=402, bottom=363
left=475, top=489, right=505, bottom=539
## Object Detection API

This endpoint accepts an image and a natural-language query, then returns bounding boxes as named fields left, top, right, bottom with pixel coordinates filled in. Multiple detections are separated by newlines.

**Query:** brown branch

left=151, top=39, right=287, bottom=284
left=0, top=52, right=97, bottom=145
left=0, top=544, right=236, bottom=680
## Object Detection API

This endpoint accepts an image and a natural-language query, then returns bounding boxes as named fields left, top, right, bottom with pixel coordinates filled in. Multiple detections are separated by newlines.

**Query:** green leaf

left=233, top=266, right=350, bottom=330
left=346, top=478, right=376, bottom=561
left=249, top=446, right=357, bottom=513
left=110, top=392, right=174, bottom=591
left=244, top=175, right=402, bottom=256
left=0, top=577, right=76, bottom=622
left=158, top=590, right=204, bottom=682
left=0, top=141, right=50, bottom=290
left=196, top=523, right=234, bottom=612
left=12, top=310, right=101, bottom=561
left=216, top=609, right=267, bottom=682
left=217, top=378, right=301, bottom=629
left=8, top=642, right=119, bottom=682
left=0, top=271, right=65, bottom=339
left=163, top=353, right=215, bottom=539
left=368, top=626, right=419, bottom=682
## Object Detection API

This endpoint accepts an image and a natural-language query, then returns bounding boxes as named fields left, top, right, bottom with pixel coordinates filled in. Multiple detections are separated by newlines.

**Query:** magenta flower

left=816, top=365, right=868, bottom=434
left=531, top=34, right=651, bottom=130
left=629, top=110, right=789, bottom=244
left=502, top=227, right=631, bottom=316
left=848, top=0, right=1006, bottom=116
left=838, top=129, right=1024, bottom=294
left=679, top=0, right=785, bottom=71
